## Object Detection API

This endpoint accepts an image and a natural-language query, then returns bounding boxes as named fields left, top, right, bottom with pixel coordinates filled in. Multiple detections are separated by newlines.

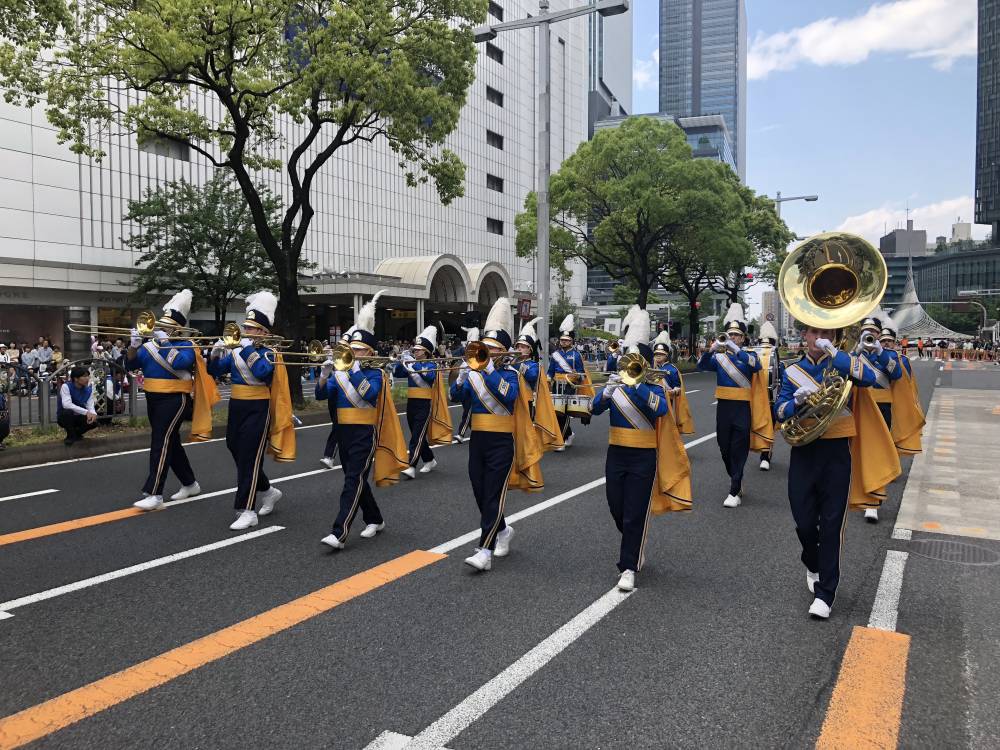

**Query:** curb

left=0, top=410, right=333, bottom=470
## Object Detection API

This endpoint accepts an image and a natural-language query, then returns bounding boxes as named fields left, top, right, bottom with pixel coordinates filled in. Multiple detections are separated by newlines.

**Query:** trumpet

left=715, top=333, right=728, bottom=344
left=67, top=310, right=200, bottom=339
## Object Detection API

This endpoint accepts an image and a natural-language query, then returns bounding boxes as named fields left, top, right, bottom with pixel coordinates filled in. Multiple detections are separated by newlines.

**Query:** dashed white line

left=0, top=526, right=284, bottom=620
left=0, top=489, right=59, bottom=504
left=868, top=550, right=909, bottom=632
left=891, top=527, right=912, bottom=541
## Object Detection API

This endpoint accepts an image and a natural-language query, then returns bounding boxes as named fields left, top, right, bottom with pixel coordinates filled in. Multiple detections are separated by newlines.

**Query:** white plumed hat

left=244, top=290, right=278, bottom=331
left=652, top=329, right=671, bottom=352
left=481, top=298, right=514, bottom=349
left=557, top=313, right=576, bottom=340
left=159, top=289, right=193, bottom=328
left=461, top=326, right=479, bottom=344
left=623, top=309, right=654, bottom=361
left=724, top=302, right=748, bottom=335
left=517, top=317, right=543, bottom=349
left=414, top=324, right=438, bottom=352
left=348, top=290, right=386, bottom=350
left=759, top=320, right=779, bottom=343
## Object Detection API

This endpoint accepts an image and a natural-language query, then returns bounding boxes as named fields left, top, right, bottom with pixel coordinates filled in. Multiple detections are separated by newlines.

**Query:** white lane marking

left=685, top=389, right=700, bottom=394
left=0, top=526, right=284, bottom=620
left=429, top=432, right=718, bottom=555
left=0, top=489, right=59, bottom=504
left=935, top=377, right=941, bottom=386
left=891, top=527, right=912, bottom=541
left=868, top=550, right=908, bottom=632
left=0, top=404, right=463, bottom=474
left=711, top=400, right=718, bottom=405
left=366, top=732, right=451, bottom=750
left=368, top=587, right=633, bottom=750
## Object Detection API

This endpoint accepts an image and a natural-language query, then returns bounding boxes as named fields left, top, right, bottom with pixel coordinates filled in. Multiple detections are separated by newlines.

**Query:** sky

left=630, top=0, right=983, bottom=315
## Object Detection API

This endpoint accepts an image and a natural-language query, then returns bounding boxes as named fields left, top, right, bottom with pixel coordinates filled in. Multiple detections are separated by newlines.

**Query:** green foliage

left=125, top=174, right=281, bottom=330
left=550, top=288, right=576, bottom=330
left=612, top=283, right=661, bottom=305
left=925, top=304, right=985, bottom=336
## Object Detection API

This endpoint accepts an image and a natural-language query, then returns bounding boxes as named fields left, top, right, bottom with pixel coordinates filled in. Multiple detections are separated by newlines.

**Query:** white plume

left=416, top=324, right=438, bottom=348
left=483, top=297, right=513, bottom=337
left=724, top=302, right=745, bottom=325
left=355, top=289, right=387, bottom=334
left=557, top=313, right=575, bottom=334
left=163, top=289, right=193, bottom=318
left=462, top=326, right=479, bottom=343
left=622, top=310, right=650, bottom=352
left=759, top=321, right=779, bottom=341
left=653, top=330, right=671, bottom=347
left=246, top=290, right=277, bottom=324
left=519, top=316, right=543, bottom=340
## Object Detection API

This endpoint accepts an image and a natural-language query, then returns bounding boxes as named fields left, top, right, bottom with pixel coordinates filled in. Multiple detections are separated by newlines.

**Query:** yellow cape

left=891, top=364, right=925, bottom=456
left=848, top=387, right=902, bottom=509
left=651, top=396, right=693, bottom=514
left=266, top=354, right=296, bottom=462
left=506, top=373, right=545, bottom=493
left=749, top=364, right=775, bottom=453
left=188, top=349, right=221, bottom=442
left=673, top=369, right=695, bottom=435
left=532, top=370, right=564, bottom=451
left=427, top=373, right=455, bottom=446
left=373, top=371, right=410, bottom=487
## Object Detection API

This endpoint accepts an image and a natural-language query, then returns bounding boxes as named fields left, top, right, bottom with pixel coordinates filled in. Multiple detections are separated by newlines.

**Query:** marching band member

left=394, top=324, right=453, bottom=479
left=880, top=314, right=925, bottom=456
left=605, top=341, right=621, bottom=373
left=515, top=317, right=563, bottom=451
left=451, top=298, right=543, bottom=572
left=697, top=303, right=773, bottom=508
left=590, top=310, right=692, bottom=591
left=320, top=292, right=408, bottom=550
left=452, top=326, right=478, bottom=443
left=776, top=324, right=900, bottom=619
left=318, top=327, right=357, bottom=469
left=651, top=330, right=694, bottom=434
left=208, top=292, right=295, bottom=530
left=131, top=290, right=220, bottom=511
left=756, top=321, right=784, bottom=472
left=547, top=314, right=594, bottom=450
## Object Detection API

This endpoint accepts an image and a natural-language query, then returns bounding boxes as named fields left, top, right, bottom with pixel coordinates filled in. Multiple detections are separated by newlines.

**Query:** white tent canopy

left=890, top=263, right=972, bottom=341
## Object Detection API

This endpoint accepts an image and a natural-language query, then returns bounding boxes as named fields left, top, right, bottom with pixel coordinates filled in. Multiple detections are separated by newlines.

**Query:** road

left=0, top=358, right=996, bottom=749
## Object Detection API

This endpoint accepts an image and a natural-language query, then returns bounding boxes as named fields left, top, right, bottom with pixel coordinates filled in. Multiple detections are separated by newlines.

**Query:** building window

left=486, top=129, right=504, bottom=150
left=485, top=86, right=504, bottom=107
left=488, top=1, right=503, bottom=21
left=486, top=173, right=504, bottom=193
left=139, top=135, right=190, bottom=161
left=485, top=42, right=504, bottom=64
left=486, top=218, right=504, bottom=235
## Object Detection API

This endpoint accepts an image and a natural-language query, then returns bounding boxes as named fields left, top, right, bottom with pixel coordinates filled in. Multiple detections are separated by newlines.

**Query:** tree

left=550, top=283, right=576, bottom=332
left=3, top=0, right=483, bottom=403
left=124, top=174, right=281, bottom=332
left=612, top=282, right=661, bottom=305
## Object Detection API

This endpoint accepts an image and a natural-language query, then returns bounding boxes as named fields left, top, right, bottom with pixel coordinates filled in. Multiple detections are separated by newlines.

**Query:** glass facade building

left=976, top=0, right=1000, bottom=238
left=659, top=0, right=747, bottom=180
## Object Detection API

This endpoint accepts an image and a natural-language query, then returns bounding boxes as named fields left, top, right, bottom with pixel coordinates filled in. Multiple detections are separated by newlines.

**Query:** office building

left=976, top=0, right=1000, bottom=238
left=587, top=2, right=633, bottom=137
left=760, top=289, right=793, bottom=340
left=880, top=220, right=928, bottom=257
left=0, top=0, right=591, bottom=354
left=659, top=0, right=747, bottom=180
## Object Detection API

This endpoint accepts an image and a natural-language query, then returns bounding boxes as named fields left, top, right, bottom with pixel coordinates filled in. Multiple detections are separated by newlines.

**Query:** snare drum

left=567, top=395, right=592, bottom=419
left=552, top=393, right=569, bottom=415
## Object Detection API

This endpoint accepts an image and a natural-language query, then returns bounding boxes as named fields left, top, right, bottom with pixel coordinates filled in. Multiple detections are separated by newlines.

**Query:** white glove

left=726, top=339, right=741, bottom=354
left=350, top=359, right=361, bottom=374
left=484, top=358, right=495, bottom=374
left=130, top=328, right=141, bottom=349
left=456, top=364, right=470, bottom=386
left=815, top=338, right=836, bottom=356
left=153, top=329, right=168, bottom=341
left=794, top=382, right=819, bottom=405
left=711, top=341, right=726, bottom=353
left=240, top=337, right=253, bottom=349
left=401, top=350, right=415, bottom=362
left=321, top=361, right=334, bottom=378
left=671, top=387, right=682, bottom=396
left=211, top=339, right=226, bottom=358
left=872, top=339, right=884, bottom=355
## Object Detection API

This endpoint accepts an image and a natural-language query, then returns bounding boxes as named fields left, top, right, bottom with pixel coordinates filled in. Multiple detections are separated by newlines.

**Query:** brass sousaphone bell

left=777, top=232, right=887, bottom=445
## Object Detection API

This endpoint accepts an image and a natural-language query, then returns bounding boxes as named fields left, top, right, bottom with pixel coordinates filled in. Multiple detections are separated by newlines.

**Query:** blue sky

left=631, top=0, right=984, bottom=249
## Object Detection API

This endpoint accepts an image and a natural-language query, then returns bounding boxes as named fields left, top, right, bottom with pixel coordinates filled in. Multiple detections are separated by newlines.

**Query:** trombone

left=264, top=339, right=327, bottom=364
left=67, top=310, right=200, bottom=338
left=590, top=352, right=668, bottom=386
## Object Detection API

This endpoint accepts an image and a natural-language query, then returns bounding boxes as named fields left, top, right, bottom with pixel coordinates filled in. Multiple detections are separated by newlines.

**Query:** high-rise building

left=659, top=0, right=747, bottom=180
left=586, top=3, right=633, bottom=137
left=976, top=0, right=999, bottom=239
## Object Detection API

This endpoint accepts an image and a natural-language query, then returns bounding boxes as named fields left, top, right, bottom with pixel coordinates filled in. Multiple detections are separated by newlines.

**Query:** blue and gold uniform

left=208, top=339, right=277, bottom=513
left=775, top=344, right=888, bottom=608
left=591, top=375, right=668, bottom=575
left=698, top=344, right=761, bottom=498
left=858, top=347, right=902, bottom=429
left=548, top=341, right=588, bottom=444
left=393, top=357, right=438, bottom=470
left=605, top=349, right=620, bottom=373
left=320, top=362, right=386, bottom=542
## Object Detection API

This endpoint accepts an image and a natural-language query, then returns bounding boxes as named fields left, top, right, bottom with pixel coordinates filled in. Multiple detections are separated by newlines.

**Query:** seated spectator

left=58, top=366, right=98, bottom=446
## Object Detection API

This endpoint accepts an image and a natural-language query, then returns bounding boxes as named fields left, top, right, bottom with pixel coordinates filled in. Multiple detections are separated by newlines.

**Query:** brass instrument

left=463, top=340, right=529, bottom=371
left=264, top=339, right=327, bottom=364
left=67, top=310, right=199, bottom=339
left=328, top=343, right=394, bottom=371
left=777, top=231, right=887, bottom=446
left=590, top=352, right=668, bottom=386
left=716, top=333, right=728, bottom=344
left=607, top=340, right=620, bottom=354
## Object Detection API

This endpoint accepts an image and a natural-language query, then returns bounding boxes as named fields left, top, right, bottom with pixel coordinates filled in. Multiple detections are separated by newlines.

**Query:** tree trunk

left=637, top=281, right=649, bottom=309
left=687, top=305, right=700, bottom=360
left=276, top=280, right=305, bottom=407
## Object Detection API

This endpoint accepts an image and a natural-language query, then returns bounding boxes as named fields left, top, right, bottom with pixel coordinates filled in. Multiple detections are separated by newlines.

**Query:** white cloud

left=836, top=196, right=990, bottom=245
left=748, top=0, right=976, bottom=80
left=633, top=49, right=658, bottom=92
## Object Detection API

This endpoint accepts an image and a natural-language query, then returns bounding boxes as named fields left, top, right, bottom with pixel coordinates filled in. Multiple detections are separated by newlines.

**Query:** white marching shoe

left=170, top=482, right=201, bottom=501
left=864, top=508, right=879, bottom=523
left=230, top=510, right=258, bottom=531
left=723, top=494, right=741, bottom=508
left=320, top=533, right=345, bottom=550
left=617, top=570, right=636, bottom=592
left=806, top=570, right=819, bottom=594
left=759, top=459, right=771, bottom=472
left=464, top=548, right=492, bottom=571
left=360, top=523, right=385, bottom=539
left=133, top=495, right=164, bottom=511
left=401, top=466, right=417, bottom=480
left=419, top=459, right=438, bottom=474
left=564, top=433, right=575, bottom=448
left=808, top=598, right=831, bottom=619
left=257, top=487, right=282, bottom=517
left=319, top=456, right=336, bottom=470
left=494, top=526, right=514, bottom=557
left=452, top=435, right=462, bottom=444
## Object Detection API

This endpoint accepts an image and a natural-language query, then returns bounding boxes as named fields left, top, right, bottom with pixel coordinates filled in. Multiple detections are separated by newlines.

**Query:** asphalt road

left=0, top=359, right=984, bottom=749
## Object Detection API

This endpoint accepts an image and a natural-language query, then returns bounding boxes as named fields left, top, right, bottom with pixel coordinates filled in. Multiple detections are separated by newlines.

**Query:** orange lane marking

left=0, top=550, right=444, bottom=749
left=922, top=521, right=942, bottom=530
left=816, top=626, right=910, bottom=750
left=0, top=508, right=145, bottom=547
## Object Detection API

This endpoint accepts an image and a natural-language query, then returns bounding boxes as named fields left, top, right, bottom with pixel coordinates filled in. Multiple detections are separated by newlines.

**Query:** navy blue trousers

left=716, top=398, right=751, bottom=495
left=406, top=398, right=435, bottom=466
left=468, top=430, right=514, bottom=550
left=878, top=402, right=893, bottom=431
left=332, top=424, right=382, bottom=540
left=788, top=437, right=851, bottom=606
left=457, top=402, right=472, bottom=437
left=143, top=392, right=195, bottom=496
left=605, top=445, right=656, bottom=573
left=225, top=399, right=271, bottom=511
left=323, top=401, right=338, bottom=460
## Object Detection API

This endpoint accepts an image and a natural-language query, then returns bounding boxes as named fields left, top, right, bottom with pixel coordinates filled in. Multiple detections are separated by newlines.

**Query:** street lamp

left=772, top=190, right=819, bottom=219
left=473, top=0, right=629, bottom=359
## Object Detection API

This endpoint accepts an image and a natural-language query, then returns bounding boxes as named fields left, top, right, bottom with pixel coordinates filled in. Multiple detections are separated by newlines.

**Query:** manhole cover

left=909, top=539, right=1000, bottom=566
